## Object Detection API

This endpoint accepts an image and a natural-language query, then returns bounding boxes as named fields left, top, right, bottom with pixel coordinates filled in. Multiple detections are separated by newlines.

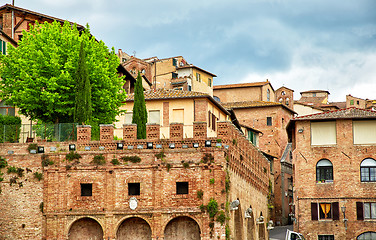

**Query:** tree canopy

left=0, top=21, right=126, bottom=124
left=132, top=72, right=147, bottom=139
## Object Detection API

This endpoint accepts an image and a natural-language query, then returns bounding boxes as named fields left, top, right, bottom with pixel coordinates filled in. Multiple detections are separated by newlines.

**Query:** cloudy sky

left=9, top=0, right=376, bottom=101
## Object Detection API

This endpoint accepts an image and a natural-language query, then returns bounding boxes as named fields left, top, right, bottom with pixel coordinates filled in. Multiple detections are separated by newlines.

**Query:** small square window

left=350, top=100, right=354, bottom=105
left=81, top=183, right=92, bottom=196
left=357, top=100, right=360, bottom=105
left=128, top=183, right=140, bottom=196
left=267, top=117, right=272, bottom=126
left=319, top=203, right=332, bottom=219
left=176, top=182, right=189, bottom=194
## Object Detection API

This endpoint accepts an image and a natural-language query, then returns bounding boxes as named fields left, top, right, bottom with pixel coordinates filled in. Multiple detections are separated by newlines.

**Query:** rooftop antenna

left=133, top=51, right=136, bottom=57
left=12, top=0, right=15, bottom=5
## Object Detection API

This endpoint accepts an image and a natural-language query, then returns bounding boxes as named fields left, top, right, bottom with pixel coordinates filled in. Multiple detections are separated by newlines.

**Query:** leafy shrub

left=92, top=154, right=106, bottom=165
left=0, top=156, right=8, bottom=169
left=225, top=225, right=231, bottom=240
left=202, top=153, right=214, bottom=164
left=41, top=154, right=54, bottom=167
left=121, top=156, right=141, bottom=163
left=27, top=143, right=38, bottom=151
left=65, top=165, right=72, bottom=170
left=155, top=151, right=166, bottom=160
left=197, top=190, right=204, bottom=199
left=9, top=176, right=18, bottom=186
left=216, top=210, right=226, bottom=225
left=66, top=151, right=82, bottom=161
left=0, top=115, right=21, bottom=143
left=183, top=162, right=189, bottom=168
left=111, top=158, right=120, bottom=165
left=207, top=198, right=218, bottom=218
left=166, top=163, right=172, bottom=172
left=210, top=178, right=215, bottom=184
left=34, top=172, right=43, bottom=181
left=7, top=166, right=24, bottom=177
left=199, top=204, right=206, bottom=212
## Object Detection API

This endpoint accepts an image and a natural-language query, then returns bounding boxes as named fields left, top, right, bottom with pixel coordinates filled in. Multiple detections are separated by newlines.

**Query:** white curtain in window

left=148, top=110, right=160, bottom=124
left=353, top=120, right=376, bottom=144
left=311, top=121, right=336, bottom=145
left=124, top=112, right=133, bottom=124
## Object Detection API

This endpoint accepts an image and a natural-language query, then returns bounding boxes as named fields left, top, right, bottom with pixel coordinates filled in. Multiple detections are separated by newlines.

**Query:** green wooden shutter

left=0, top=39, right=3, bottom=53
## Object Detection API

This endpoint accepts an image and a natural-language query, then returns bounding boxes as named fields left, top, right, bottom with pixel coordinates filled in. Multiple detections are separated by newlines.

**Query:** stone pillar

left=193, top=121, right=207, bottom=140
left=217, top=121, right=231, bottom=140
left=146, top=123, right=160, bottom=141
left=123, top=124, right=137, bottom=141
left=100, top=124, right=114, bottom=143
left=77, top=125, right=91, bottom=144
left=169, top=123, right=183, bottom=140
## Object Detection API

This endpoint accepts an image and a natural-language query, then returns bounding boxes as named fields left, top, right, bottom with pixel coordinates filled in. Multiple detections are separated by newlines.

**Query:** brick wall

left=293, top=119, right=376, bottom=240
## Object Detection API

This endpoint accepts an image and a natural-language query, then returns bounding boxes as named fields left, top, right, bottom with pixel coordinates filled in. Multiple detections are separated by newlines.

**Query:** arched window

left=316, top=159, right=333, bottom=182
left=281, top=91, right=286, bottom=96
left=360, top=158, right=376, bottom=182
left=279, top=98, right=283, bottom=103
left=357, top=232, right=376, bottom=240
left=286, top=98, right=290, bottom=105
left=267, top=89, right=270, bottom=102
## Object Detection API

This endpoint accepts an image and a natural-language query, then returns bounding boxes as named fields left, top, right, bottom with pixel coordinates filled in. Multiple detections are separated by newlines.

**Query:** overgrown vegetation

left=182, top=161, right=189, bottom=168
left=41, top=154, right=54, bottom=167
left=111, top=158, right=120, bottom=165
left=201, top=153, right=214, bottom=164
left=27, top=143, right=38, bottom=151
left=166, top=163, right=172, bottom=172
left=34, top=172, right=43, bottom=181
left=0, top=115, right=21, bottom=143
left=92, top=154, right=106, bottom=165
left=0, top=156, right=8, bottom=169
left=197, top=190, right=204, bottom=199
left=225, top=224, right=231, bottom=240
left=7, top=166, right=24, bottom=177
left=121, top=155, right=141, bottom=163
left=66, top=151, right=82, bottom=162
left=210, top=178, right=215, bottom=184
left=216, top=210, right=226, bottom=225
left=155, top=151, right=166, bottom=160
left=207, top=198, right=219, bottom=218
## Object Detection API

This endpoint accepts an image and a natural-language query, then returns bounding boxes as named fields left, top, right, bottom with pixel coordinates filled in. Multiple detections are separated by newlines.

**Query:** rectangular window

left=172, top=58, right=177, bottom=66
left=172, top=109, right=184, bottom=123
left=188, top=85, right=192, bottom=91
left=124, top=112, right=133, bottom=124
left=148, top=110, right=160, bottom=124
left=172, top=72, right=178, bottom=79
left=353, top=120, right=376, bottom=144
left=364, top=203, right=376, bottom=219
left=0, top=40, right=6, bottom=55
left=267, top=117, right=272, bottom=126
left=128, top=183, right=140, bottom=196
left=311, top=121, right=336, bottom=145
left=208, top=78, right=212, bottom=87
left=196, top=73, right=201, bottom=82
left=318, top=235, right=334, bottom=240
left=311, top=202, right=339, bottom=221
left=176, top=182, right=189, bottom=194
left=81, top=183, right=92, bottom=196
left=350, top=100, right=354, bottom=105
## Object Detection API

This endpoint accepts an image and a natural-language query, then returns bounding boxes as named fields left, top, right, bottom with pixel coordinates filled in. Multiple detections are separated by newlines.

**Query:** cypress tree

left=132, top=72, right=147, bottom=139
left=74, top=41, right=92, bottom=124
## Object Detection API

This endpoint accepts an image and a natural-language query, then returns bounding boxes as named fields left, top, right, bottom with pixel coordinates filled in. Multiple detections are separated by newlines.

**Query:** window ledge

left=360, top=181, right=376, bottom=183
left=172, top=194, right=189, bottom=199
left=316, top=180, right=333, bottom=184
left=76, top=196, right=95, bottom=201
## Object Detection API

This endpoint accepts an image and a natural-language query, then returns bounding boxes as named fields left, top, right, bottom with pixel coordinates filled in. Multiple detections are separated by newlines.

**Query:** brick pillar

left=146, top=123, right=160, bottom=140
left=193, top=121, right=207, bottom=140
left=123, top=124, right=137, bottom=141
left=77, top=125, right=91, bottom=144
left=163, top=102, right=169, bottom=126
left=100, top=124, right=114, bottom=143
left=169, top=123, right=183, bottom=140
left=217, top=121, right=231, bottom=140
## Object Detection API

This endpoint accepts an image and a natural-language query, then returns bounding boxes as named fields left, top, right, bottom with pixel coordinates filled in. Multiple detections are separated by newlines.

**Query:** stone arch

left=233, top=203, right=244, bottom=240
left=116, top=217, right=152, bottom=240
left=68, top=217, right=103, bottom=240
left=164, top=216, right=201, bottom=240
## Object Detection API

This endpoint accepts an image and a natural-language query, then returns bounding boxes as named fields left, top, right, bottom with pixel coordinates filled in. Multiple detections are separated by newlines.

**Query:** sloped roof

left=221, top=101, right=297, bottom=114
left=0, top=4, right=84, bottom=29
left=0, top=29, right=18, bottom=46
left=125, top=89, right=230, bottom=115
left=213, top=81, right=269, bottom=90
left=300, top=90, right=330, bottom=94
left=293, top=107, right=376, bottom=121
left=177, top=64, right=217, bottom=77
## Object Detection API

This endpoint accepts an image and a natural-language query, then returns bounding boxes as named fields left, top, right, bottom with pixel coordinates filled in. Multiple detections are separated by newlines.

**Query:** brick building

left=288, top=108, right=376, bottom=240
left=0, top=120, right=271, bottom=239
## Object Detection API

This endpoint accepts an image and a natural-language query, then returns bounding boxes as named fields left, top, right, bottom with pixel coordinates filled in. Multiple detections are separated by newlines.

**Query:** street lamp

left=341, top=206, right=348, bottom=230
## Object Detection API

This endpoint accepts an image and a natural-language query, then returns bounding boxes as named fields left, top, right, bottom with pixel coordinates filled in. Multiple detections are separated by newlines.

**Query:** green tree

left=0, top=21, right=126, bottom=125
left=132, top=72, right=147, bottom=139
left=74, top=41, right=92, bottom=124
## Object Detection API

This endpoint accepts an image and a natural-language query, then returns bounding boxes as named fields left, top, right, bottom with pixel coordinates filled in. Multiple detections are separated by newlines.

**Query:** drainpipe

left=11, top=0, right=15, bottom=39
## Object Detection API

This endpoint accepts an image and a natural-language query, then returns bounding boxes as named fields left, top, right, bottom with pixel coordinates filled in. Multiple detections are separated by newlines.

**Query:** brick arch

left=116, top=216, right=152, bottom=240
left=163, top=215, right=201, bottom=240
left=354, top=229, right=376, bottom=239
left=67, top=217, right=104, bottom=240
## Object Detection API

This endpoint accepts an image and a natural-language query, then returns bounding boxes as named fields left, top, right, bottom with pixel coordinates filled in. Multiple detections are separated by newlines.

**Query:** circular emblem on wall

left=129, top=197, right=138, bottom=210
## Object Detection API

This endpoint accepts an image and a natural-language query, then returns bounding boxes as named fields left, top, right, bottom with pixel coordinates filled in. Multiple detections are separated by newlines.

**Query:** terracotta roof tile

left=293, top=107, right=376, bottom=121
left=126, top=89, right=208, bottom=101
left=213, top=81, right=269, bottom=90
left=222, top=101, right=284, bottom=109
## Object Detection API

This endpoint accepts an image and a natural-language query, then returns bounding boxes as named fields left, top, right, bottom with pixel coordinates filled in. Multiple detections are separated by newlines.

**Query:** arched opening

left=246, top=205, right=255, bottom=240
left=233, top=203, right=243, bottom=240
left=116, top=217, right=152, bottom=240
left=360, top=158, right=376, bottom=182
left=68, top=217, right=103, bottom=240
left=164, top=216, right=200, bottom=240
left=316, top=159, right=333, bottom=182
left=357, top=231, right=376, bottom=240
